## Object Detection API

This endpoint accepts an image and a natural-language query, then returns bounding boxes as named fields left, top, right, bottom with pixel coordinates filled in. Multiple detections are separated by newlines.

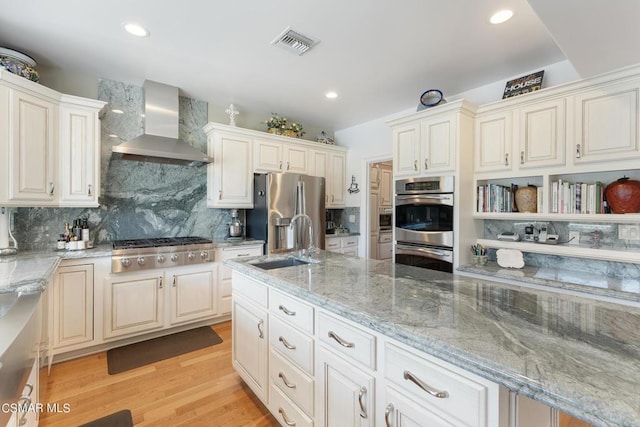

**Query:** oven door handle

left=395, top=194, right=453, bottom=206
left=396, top=244, right=452, bottom=261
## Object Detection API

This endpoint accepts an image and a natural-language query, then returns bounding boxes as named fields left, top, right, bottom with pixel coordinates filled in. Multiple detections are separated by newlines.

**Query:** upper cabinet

left=58, top=96, right=105, bottom=207
left=204, top=123, right=347, bottom=209
left=573, top=80, right=640, bottom=165
left=206, top=128, right=253, bottom=208
left=389, top=100, right=476, bottom=178
left=475, top=98, right=566, bottom=174
left=0, top=70, right=106, bottom=207
left=254, top=138, right=309, bottom=174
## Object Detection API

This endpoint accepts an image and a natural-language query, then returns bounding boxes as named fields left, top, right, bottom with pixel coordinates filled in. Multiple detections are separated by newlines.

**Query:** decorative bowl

left=0, top=47, right=39, bottom=82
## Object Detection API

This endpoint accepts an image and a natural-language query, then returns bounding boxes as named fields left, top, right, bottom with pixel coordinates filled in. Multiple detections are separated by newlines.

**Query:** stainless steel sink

left=251, top=258, right=311, bottom=270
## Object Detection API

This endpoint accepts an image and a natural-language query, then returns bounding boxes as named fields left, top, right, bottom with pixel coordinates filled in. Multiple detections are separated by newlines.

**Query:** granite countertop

left=458, top=262, right=640, bottom=303
left=226, top=251, right=640, bottom=427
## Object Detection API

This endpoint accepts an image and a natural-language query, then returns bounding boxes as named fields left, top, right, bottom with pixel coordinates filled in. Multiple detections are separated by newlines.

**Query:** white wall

left=335, top=60, right=579, bottom=256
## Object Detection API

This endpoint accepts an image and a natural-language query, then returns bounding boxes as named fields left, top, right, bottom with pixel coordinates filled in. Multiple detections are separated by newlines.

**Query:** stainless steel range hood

left=111, top=80, right=213, bottom=166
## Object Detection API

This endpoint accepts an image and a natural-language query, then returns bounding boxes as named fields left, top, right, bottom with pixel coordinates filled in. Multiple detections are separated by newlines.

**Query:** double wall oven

left=394, top=176, right=454, bottom=273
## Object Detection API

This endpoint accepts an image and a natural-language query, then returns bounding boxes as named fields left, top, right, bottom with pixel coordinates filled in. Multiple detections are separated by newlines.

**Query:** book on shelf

left=550, top=179, right=606, bottom=214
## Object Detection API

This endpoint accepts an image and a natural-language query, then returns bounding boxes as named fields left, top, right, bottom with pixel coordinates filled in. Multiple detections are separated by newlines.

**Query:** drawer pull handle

left=520, top=151, right=525, bottom=164
left=279, top=304, right=296, bottom=316
left=18, top=396, right=31, bottom=426
left=279, top=336, right=296, bottom=350
left=278, top=407, right=296, bottom=426
left=279, top=160, right=283, bottom=170
left=424, top=158, right=428, bottom=169
left=403, top=370, right=449, bottom=399
left=88, top=184, right=92, bottom=196
left=576, top=143, right=581, bottom=158
left=23, top=383, right=34, bottom=397
left=158, top=276, right=163, bottom=289
left=384, top=403, right=394, bottom=427
left=49, top=182, right=55, bottom=196
left=257, top=319, right=264, bottom=339
left=236, top=253, right=250, bottom=257
left=172, top=275, right=176, bottom=287
left=328, top=331, right=354, bottom=348
left=413, top=159, right=418, bottom=171
left=278, top=372, right=297, bottom=389
left=358, top=386, right=367, bottom=419
left=504, top=153, right=509, bottom=166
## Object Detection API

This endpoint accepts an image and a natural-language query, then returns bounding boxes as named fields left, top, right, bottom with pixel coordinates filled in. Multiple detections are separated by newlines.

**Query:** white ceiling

left=0, top=0, right=634, bottom=132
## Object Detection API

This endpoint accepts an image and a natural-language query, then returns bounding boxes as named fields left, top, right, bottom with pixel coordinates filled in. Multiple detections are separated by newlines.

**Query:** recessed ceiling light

left=490, top=10, right=513, bottom=24
left=325, top=91, right=338, bottom=99
left=111, top=109, right=124, bottom=114
left=122, top=22, right=150, bottom=37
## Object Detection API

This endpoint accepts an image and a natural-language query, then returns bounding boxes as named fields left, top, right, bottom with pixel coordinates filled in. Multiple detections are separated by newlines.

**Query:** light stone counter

left=226, top=250, right=640, bottom=427
left=458, top=262, right=640, bottom=302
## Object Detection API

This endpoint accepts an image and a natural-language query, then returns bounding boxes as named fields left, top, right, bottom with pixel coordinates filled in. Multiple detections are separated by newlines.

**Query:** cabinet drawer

left=270, top=348, right=314, bottom=416
left=318, top=311, right=376, bottom=370
left=232, top=272, right=268, bottom=308
left=270, top=316, right=314, bottom=374
left=270, top=383, right=314, bottom=427
left=325, top=239, right=341, bottom=250
left=220, top=245, right=263, bottom=279
left=379, top=233, right=392, bottom=243
left=342, top=236, right=358, bottom=247
left=270, top=289, right=314, bottom=334
left=384, top=342, right=488, bottom=427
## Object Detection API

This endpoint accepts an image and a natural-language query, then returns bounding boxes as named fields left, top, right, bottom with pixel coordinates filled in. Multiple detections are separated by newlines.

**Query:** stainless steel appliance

left=246, top=173, right=325, bottom=255
left=111, top=237, right=214, bottom=273
left=379, top=207, right=392, bottom=231
left=394, top=176, right=454, bottom=273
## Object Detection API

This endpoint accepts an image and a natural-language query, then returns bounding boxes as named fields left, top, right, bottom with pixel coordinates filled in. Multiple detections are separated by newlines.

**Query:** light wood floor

left=40, top=321, right=278, bottom=426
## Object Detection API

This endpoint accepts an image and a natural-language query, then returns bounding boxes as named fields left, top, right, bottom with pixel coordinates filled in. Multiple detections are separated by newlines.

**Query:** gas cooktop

left=112, top=236, right=212, bottom=250
left=111, top=236, right=214, bottom=273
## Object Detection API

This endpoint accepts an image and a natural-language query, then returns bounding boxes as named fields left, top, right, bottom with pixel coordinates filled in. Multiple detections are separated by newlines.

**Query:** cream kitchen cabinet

left=475, top=98, right=565, bottom=175
left=391, top=101, right=474, bottom=178
left=392, top=122, right=421, bottom=177
left=232, top=273, right=269, bottom=403
left=216, top=244, right=263, bottom=316
left=167, top=264, right=218, bottom=326
left=58, top=96, right=105, bottom=207
left=383, top=387, right=455, bottom=427
left=52, top=264, right=94, bottom=352
left=103, top=272, right=165, bottom=339
left=310, top=148, right=346, bottom=208
left=1, top=84, right=57, bottom=205
left=474, top=110, right=513, bottom=174
left=379, top=167, right=393, bottom=207
left=205, top=126, right=253, bottom=208
left=573, top=79, right=640, bottom=165
left=254, top=138, right=309, bottom=174
left=316, top=346, right=375, bottom=427
left=0, top=70, right=105, bottom=207
left=325, top=235, right=359, bottom=256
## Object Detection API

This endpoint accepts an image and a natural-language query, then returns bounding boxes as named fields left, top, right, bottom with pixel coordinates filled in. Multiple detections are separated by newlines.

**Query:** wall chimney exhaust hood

left=111, top=80, right=213, bottom=166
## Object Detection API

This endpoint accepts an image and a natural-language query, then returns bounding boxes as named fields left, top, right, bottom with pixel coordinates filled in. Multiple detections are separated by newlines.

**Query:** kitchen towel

left=107, top=326, right=223, bottom=375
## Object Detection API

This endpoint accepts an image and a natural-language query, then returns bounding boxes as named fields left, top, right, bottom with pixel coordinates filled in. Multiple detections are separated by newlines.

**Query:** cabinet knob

left=504, top=153, right=509, bottom=166
left=576, top=144, right=581, bottom=158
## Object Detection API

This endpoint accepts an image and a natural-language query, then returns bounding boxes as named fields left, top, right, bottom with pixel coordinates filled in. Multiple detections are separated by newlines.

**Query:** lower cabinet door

left=317, top=347, right=374, bottom=427
left=52, top=264, right=94, bottom=350
left=168, top=266, right=218, bottom=325
left=103, top=272, right=164, bottom=339
left=383, top=386, right=455, bottom=427
left=232, top=296, right=268, bottom=402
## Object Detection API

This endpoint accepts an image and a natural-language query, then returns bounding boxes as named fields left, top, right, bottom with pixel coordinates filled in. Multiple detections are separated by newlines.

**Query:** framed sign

left=502, top=70, right=544, bottom=99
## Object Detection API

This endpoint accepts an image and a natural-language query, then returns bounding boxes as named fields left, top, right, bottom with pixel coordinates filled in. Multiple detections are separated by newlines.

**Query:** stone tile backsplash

left=484, top=219, right=640, bottom=279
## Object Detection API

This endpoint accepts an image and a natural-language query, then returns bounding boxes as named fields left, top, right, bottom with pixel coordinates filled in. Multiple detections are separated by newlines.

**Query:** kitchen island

left=227, top=250, right=640, bottom=427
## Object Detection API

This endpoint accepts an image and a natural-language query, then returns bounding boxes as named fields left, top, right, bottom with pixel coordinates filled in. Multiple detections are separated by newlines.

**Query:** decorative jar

left=605, top=177, right=640, bottom=214
left=515, top=185, right=537, bottom=213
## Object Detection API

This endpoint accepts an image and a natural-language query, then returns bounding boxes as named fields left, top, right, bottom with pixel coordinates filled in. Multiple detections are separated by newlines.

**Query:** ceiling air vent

left=271, top=27, right=319, bottom=56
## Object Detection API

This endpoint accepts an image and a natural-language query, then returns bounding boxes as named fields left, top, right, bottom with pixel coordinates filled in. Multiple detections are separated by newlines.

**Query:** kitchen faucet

left=290, top=213, right=314, bottom=258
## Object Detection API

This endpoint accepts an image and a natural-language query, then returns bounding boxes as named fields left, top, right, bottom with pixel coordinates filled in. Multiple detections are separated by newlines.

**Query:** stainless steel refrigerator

left=246, top=173, right=325, bottom=255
